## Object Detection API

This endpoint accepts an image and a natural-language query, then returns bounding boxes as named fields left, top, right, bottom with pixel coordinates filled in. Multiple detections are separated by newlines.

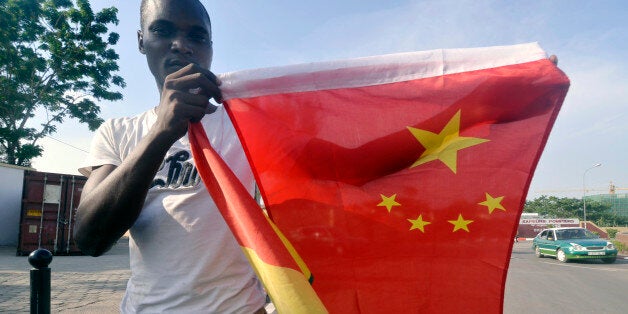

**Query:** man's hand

left=154, top=63, right=223, bottom=142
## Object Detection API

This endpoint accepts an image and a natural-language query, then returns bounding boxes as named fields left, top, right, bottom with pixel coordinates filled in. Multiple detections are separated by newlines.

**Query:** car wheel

left=556, top=249, right=568, bottom=263
left=602, top=257, right=616, bottom=264
left=534, top=246, right=543, bottom=258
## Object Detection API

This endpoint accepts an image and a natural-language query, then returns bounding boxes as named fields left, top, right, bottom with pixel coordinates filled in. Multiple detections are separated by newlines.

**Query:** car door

left=538, top=230, right=558, bottom=256
left=536, top=230, right=551, bottom=254
left=545, top=230, right=560, bottom=254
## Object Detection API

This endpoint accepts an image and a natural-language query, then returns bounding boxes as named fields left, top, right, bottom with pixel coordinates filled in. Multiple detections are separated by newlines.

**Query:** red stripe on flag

left=188, top=123, right=301, bottom=270
left=189, top=123, right=327, bottom=312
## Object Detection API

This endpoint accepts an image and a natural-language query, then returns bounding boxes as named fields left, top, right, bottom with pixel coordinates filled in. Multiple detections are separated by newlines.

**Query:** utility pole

left=582, top=163, right=601, bottom=229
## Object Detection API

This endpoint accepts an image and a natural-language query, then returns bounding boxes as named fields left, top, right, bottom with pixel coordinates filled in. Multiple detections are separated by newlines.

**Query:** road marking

left=540, top=261, right=627, bottom=272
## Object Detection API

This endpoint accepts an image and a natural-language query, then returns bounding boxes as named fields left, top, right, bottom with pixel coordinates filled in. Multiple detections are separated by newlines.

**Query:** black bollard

left=28, top=249, right=53, bottom=314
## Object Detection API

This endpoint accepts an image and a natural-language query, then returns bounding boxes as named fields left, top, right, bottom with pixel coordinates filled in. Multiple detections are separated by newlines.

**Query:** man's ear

left=138, top=30, right=146, bottom=54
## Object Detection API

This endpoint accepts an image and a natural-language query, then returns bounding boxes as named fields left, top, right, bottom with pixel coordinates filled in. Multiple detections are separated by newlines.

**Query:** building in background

left=586, top=182, right=628, bottom=219
left=517, top=217, right=580, bottom=238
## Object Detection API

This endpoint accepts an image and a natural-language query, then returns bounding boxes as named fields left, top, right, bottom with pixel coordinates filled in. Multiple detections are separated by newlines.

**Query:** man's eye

left=189, top=33, right=208, bottom=42
left=151, top=27, right=172, bottom=36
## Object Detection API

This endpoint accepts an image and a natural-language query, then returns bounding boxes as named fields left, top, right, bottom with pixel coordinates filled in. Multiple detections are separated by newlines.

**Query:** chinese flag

left=193, top=43, right=569, bottom=313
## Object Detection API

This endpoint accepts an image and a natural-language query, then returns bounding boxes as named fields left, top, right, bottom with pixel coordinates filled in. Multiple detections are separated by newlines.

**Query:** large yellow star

left=408, top=214, right=431, bottom=233
left=377, top=194, right=401, bottom=213
left=478, top=193, right=506, bottom=214
left=448, top=214, right=473, bottom=232
left=407, top=110, right=489, bottom=173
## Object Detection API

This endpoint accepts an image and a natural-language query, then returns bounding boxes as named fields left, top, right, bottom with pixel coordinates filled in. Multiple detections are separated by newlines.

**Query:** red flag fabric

left=188, top=123, right=328, bottom=313
left=212, top=43, right=568, bottom=313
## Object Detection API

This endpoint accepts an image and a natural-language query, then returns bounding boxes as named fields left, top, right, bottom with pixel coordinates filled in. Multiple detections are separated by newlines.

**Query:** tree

left=524, top=195, right=628, bottom=226
left=0, top=0, right=125, bottom=166
left=524, top=196, right=583, bottom=218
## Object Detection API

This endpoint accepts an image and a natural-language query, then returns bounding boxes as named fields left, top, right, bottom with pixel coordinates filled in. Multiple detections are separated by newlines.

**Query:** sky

left=29, top=0, right=628, bottom=200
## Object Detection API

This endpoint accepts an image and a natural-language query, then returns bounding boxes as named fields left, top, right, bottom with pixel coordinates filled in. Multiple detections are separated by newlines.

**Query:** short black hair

left=140, top=0, right=211, bottom=30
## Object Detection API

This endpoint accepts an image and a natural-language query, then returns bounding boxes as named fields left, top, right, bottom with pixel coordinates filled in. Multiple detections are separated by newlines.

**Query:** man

left=74, top=0, right=267, bottom=312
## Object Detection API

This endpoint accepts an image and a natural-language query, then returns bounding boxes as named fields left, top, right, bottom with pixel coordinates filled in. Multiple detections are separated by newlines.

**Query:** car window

left=555, top=229, right=568, bottom=240
left=539, top=230, right=547, bottom=238
left=584, top=230, right=599, bottom=239
left=550, top=228, right=599, bottom=240
left=569, top=229, right=585, bottom=239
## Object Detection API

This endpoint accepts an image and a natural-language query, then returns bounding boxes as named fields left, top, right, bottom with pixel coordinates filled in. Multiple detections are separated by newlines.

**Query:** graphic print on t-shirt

left=150, top=149, right=201, bottom=190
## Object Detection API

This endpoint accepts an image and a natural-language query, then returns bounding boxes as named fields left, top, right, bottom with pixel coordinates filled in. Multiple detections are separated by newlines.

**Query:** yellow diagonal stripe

left=265, top=213, right=313, bottom=281
left=242, top=247, right=328, bottom=313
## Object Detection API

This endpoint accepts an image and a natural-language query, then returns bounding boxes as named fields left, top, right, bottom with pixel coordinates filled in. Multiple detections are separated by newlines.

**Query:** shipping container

left=0, top=162, right=30, bottom=246
left=16, top=171, right=87, bottom=256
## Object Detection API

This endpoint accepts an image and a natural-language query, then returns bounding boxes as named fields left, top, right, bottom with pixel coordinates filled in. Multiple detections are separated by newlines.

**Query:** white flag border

left=218, top=42, right=548, bottom=100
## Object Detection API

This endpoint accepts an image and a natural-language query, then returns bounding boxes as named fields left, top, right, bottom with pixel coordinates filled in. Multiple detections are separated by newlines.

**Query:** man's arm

left=74, top=129, right=177, bottom=256
left=74, top=64, right=221, bottom=256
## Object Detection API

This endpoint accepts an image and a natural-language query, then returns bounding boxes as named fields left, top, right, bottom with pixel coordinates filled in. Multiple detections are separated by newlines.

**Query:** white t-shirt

left=80, top=106, right=265, bottom=313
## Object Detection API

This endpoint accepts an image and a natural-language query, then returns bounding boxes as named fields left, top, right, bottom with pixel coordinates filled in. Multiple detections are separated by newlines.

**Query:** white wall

left=0, top=164, right=26, bottom=246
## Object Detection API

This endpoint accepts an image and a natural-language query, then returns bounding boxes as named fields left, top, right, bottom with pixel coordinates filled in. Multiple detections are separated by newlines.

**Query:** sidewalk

left=0, top=238, right=130, bottom=313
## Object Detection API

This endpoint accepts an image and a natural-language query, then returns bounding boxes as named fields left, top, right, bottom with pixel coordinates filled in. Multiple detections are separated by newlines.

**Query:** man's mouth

left=166, top=59, right=191, bottom=71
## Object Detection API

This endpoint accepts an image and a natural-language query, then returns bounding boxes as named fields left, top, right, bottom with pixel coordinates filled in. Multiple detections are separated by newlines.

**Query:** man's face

left=138, top=0, right=213, bottom=90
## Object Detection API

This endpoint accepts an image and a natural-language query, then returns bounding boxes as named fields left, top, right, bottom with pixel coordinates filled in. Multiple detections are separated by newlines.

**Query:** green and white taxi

left=532, top=227, right=617, bottom=263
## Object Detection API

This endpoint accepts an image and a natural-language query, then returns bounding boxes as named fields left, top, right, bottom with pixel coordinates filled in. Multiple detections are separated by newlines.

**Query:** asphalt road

left=504, top=241, right=628, bottom=314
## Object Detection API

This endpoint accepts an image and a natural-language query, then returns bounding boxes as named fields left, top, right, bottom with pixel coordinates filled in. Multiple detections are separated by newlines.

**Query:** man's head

left=138, top=0, right=213, bottom=91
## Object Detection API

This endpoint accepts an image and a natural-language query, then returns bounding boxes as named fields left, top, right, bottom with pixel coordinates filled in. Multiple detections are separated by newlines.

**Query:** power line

left=45, top=135, right=89, bottom=154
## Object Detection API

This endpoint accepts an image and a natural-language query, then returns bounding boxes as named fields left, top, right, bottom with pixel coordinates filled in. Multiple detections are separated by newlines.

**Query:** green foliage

left=612, top=240, right=626, bottom=254
left=524, top=196, right=583, bottom=218
left=0, top=0, right=125, bottom=166
left=606, top=228, right=619, bottom=239
left=524, top=195, right=628, bottom=227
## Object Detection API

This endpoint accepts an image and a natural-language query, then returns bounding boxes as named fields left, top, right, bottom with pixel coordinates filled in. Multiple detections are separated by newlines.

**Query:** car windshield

left=554, top=229, right=598, bottom=240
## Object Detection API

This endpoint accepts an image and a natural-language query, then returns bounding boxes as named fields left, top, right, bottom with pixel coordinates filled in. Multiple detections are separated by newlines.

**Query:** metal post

left=53, top=176, right=64, bottom=254
left=38, top=175, right=48, bottom=248
left=66, top=177, right=76, bottom=254
left=29, top=249, right=53, bottom=314
left=582, top=163, right=601, bottom=229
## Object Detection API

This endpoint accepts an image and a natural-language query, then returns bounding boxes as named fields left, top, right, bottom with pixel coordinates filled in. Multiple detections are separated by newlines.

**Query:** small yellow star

left=478, top=193, right=506, bottom=214
left=408, top=214, right=431, bottom=233
left=448, top=214, right=473, bottom=232
left=377, top=194, right=401, bottom=213
left=407, top=110, right=489, bottom=173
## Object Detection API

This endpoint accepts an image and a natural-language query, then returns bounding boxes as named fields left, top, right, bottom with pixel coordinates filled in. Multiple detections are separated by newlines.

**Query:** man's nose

left=171, top=36, right=192, bottom=55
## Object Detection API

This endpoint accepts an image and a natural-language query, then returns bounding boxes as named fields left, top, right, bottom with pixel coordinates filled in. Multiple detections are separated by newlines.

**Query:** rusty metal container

left=16, top=171, right=87, bottom=256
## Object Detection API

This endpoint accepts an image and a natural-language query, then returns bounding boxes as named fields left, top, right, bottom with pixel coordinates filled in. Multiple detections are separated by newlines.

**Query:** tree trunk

left=5, top=142, right=17, bottom=165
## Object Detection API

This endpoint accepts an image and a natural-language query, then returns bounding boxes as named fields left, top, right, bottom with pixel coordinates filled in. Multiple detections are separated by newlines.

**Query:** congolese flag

left=190, top=43, right=569, bottom=313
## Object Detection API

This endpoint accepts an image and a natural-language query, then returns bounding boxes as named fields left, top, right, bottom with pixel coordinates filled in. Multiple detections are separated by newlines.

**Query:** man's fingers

left=171, top=95, right=207, bottom=123
left=181, top=79, right=222, bottom=104
left=185, top=85, right=219, bottom=114
left=549, top=55, right=558, bottom=65
left=193, top=67, right=223, bottom=103
left=177, top=91, right=218, bottom=117
left=165, top=67, right=223, bottom=103
left=170, top=63, right=221, bottom=87
left=205, top=103, right=218, bottom=114
left=180, top=63, right=220, bottom=85
left=174, top=91, right=211, bottom=108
